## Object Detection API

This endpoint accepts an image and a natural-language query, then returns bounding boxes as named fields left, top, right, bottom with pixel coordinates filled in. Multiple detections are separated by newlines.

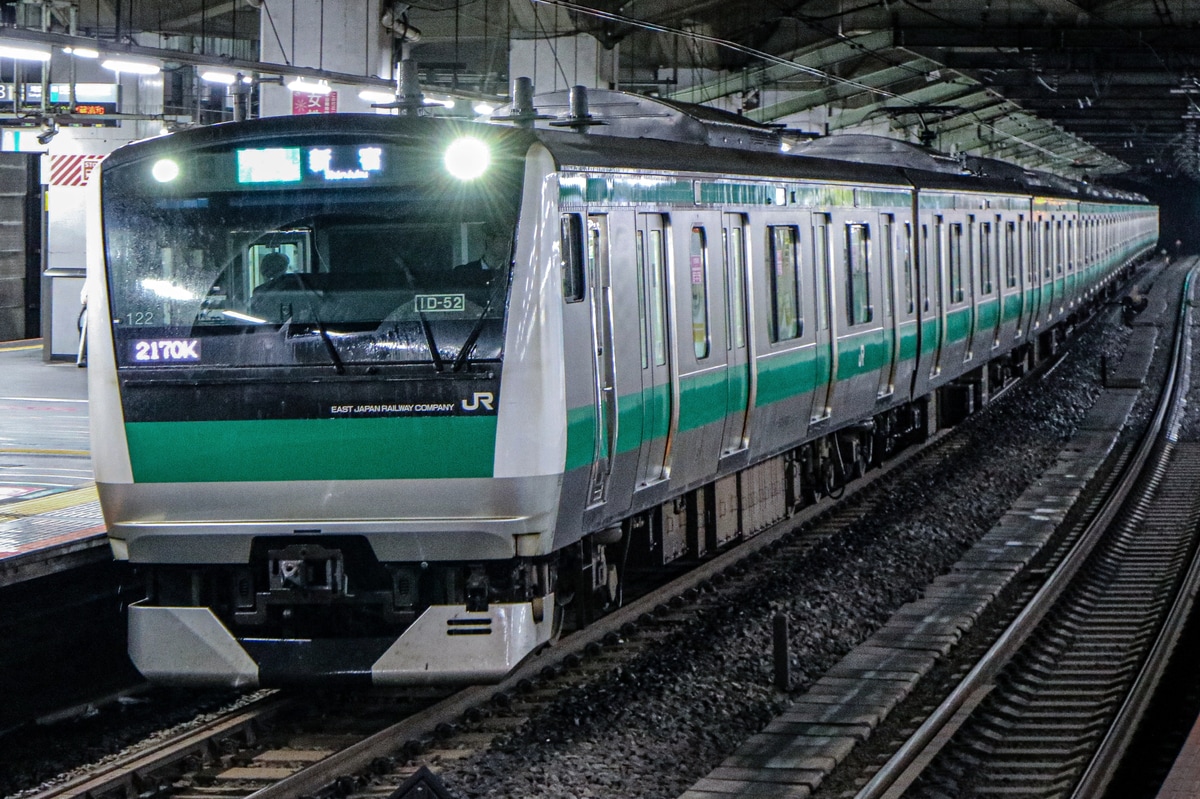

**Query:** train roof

left=501, top=88, right=784, bottom=154
left=104, top=93, right=1150, bottom=207
left=794, top=134, right=966, bottom=175
left=497, top=88, right=1148, bottom=204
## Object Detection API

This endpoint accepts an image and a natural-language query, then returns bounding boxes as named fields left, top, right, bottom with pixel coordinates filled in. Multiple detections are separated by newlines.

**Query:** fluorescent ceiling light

left=473, top=101, right=496, bottom=115
left=64, top=46, right=100, bottom=59
left=223, top=310, right=267, bottom=324
left=102, top=58, right=161, bottom=75
left=200, top=70, right=238, bottom=85
left=0, top=43, right=51, bottom=61
left=358, top=89, right=395, bottom=103
left=286, top=77, right=331, bottom=95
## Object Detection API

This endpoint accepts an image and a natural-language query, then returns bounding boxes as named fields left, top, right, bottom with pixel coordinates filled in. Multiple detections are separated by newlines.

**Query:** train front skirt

left=127, top=596, right=557, bottom=687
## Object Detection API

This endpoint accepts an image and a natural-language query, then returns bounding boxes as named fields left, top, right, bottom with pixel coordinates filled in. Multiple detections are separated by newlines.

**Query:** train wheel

left=600, top=556, right=623, bottom=612
left=856, top=434, right=873, bottom=476
left=822, top=461, right=844, bottom=499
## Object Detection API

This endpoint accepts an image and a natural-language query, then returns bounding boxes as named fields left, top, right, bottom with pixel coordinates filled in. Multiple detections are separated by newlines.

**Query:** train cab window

left=1004, top=220, right=1018, bottom=289
left=561, top=213, right=585, bottom=302
left=768, top=225, right=803, bottom=342
left=979, top=221, right=994, bottom=295
left=845, top=223, right=872, bottom=325
left=690, top=226, right=710, bottom=360
left=948, top=222, right=965, bottom=303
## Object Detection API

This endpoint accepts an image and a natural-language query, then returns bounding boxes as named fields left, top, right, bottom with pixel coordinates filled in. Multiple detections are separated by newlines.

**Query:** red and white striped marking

left=48, top=154, right=104, bottom=186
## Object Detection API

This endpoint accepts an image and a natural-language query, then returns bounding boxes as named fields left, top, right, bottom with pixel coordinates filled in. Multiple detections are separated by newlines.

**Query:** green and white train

left=86, top=85, right=1157, bottom=687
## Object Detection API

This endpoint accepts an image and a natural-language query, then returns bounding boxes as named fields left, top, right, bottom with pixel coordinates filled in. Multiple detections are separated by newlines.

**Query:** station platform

left=1158, top=713, right=1200, bottom=798
left=0, top=339, right=109, bottom=588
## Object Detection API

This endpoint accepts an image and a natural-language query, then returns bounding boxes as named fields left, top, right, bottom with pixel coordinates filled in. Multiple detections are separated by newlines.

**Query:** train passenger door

left=586, top=215, right=617, bottom=507
left=811, top=213, right=835, bottom=421
left=721, top=213, right=752, bottom=456
left=635, top=213, right=674, bottom=488
left=669, top=215, right=729, bottom=487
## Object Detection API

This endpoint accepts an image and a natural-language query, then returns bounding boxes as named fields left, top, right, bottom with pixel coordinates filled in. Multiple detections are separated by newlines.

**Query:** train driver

left=248, top=251, right=297, bottom=316
left=453, top=226, right=510, bottom=287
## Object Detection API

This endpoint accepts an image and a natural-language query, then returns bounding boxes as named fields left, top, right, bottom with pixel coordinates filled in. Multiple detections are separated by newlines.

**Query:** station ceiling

left=52, top=0, right=1200, bottom=184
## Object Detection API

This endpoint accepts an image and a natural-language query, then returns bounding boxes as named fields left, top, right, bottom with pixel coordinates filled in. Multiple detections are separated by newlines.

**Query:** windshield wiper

left=419, top=311, right=445, bottom=372
left=452, top=292, right=497, bottom=372
left=313, top=315, right=346, bottom=375
left=289, top=276, right=344, bottom=375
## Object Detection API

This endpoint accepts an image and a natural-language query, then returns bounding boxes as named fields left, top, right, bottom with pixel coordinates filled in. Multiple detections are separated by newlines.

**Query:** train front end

left=86, top=116, right=568, bottom=687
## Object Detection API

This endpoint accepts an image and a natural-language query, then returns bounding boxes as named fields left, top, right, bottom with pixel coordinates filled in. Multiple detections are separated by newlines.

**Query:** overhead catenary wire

left=530, top=0, right=1090, bottom=168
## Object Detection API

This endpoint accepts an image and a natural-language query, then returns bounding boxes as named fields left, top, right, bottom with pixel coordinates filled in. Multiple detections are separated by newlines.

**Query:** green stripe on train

left=125, top=417, right=498, bottom=482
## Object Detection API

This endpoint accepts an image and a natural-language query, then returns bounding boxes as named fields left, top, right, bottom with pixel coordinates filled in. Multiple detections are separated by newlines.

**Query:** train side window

left=649, top=229, right=668, bottom=366
left=1066, top=220, right=1075, bottom=271
left=1028, top=220, right=1039, bottom=283
left=948, top=222, right=964, bottom=303
left=690, top=226, right=710, bottom=360
left=726, top=224, right=748, bottom=350
left=1004, top=220, right=1017, bottom=288
left=636, top=230, right=649, bottom=369
left=881, top=215, right=895, bottom=318
left=814, top=215, right=831, bottom=331
left=980, top=221, right=994, bottom=294
left=922, top=221, right=935, bottom=313
left=561, top=213, right=585, bottom=302
left=1042, top=221, right=1053, bottom=279
left=903, top=221, right=915, bottom=313
left=768, top=225, right=802, bottom=341
left=1056, top=220, right=1064, bottom=274
left=845, top=223, right=872, bottom=325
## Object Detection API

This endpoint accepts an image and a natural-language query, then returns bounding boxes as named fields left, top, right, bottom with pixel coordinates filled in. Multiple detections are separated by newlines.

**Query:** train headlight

left=152, top=158, right=179, bottom=183
left=444, top=137, right=490, bottom=181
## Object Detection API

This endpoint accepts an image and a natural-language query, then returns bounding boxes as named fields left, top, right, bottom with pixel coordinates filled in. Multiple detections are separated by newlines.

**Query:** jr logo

left=462, top=392, right=495, bottom=412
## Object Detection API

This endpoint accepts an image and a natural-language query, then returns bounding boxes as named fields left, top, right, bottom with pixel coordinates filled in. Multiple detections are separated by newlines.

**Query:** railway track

left=846, top=266, right=1200, bottom=799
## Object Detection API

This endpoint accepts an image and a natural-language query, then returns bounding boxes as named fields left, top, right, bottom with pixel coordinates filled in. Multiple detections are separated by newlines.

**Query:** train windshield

left=101, top=129, right=524, bottom=370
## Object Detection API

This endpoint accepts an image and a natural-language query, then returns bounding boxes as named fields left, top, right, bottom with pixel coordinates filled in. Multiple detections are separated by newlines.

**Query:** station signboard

left=292, top=90, right=338, bottom=115
left=0, top=83, right=119, bottom=125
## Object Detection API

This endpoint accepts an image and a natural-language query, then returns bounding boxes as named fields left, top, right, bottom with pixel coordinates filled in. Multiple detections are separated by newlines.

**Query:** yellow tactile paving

left=0, top=485, right=99, bottom=520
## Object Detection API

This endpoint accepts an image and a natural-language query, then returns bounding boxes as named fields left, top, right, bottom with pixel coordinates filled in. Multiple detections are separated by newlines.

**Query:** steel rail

left=26, top=692, right=289, bottom=799
left=852, top=266, right=1195, bottom=799
left=1068, top=267, right=1200, bottom=798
